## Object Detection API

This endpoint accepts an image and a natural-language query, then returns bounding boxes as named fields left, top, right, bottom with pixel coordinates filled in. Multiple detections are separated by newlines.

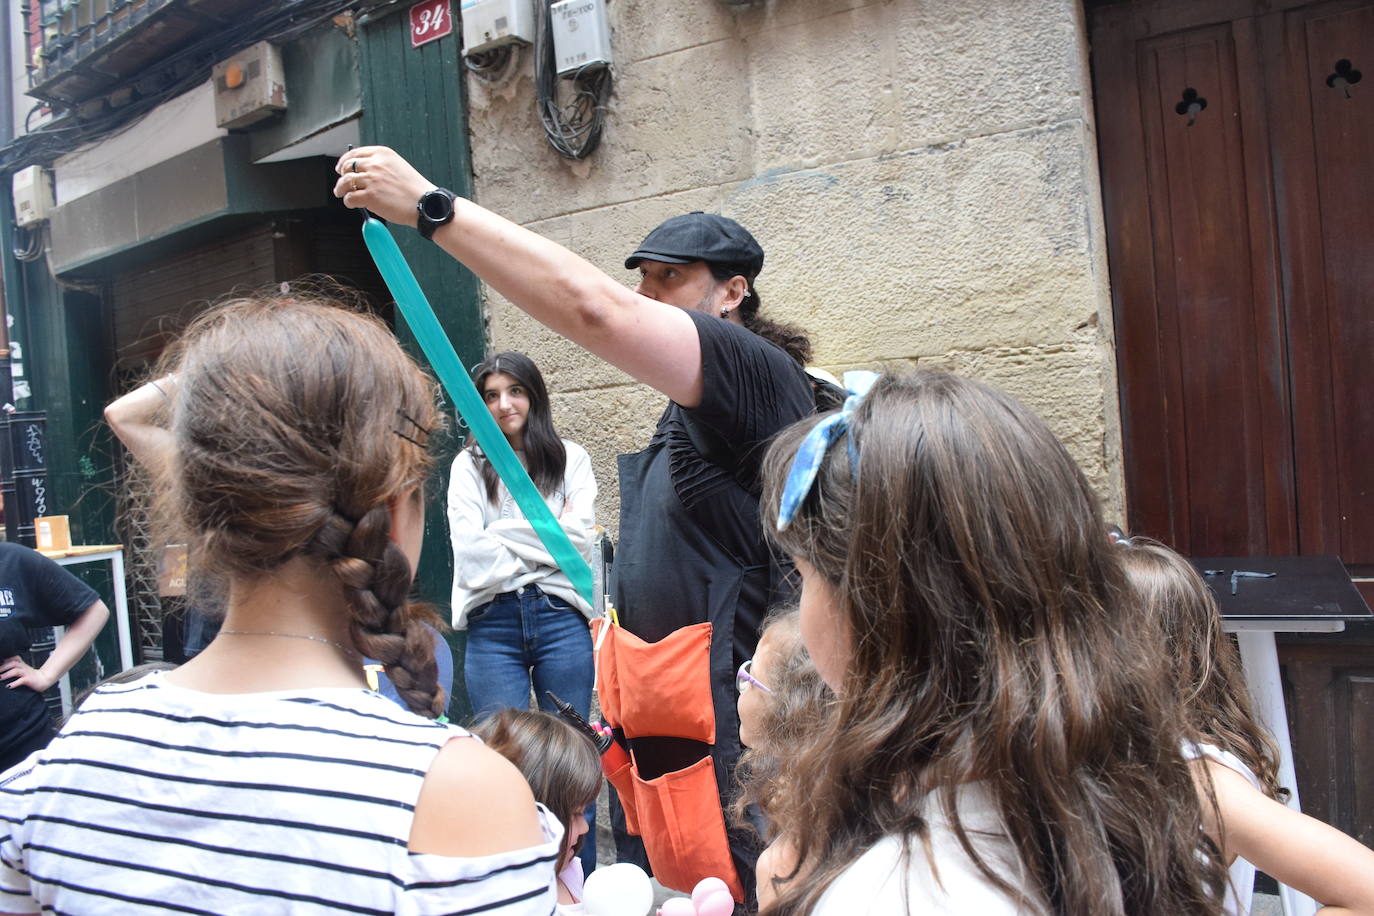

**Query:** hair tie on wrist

left=149, top=379, right=169, bottom=399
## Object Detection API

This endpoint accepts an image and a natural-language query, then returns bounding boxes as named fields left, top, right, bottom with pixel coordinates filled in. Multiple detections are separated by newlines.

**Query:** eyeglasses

left=736, top=659, right=773, bottom=695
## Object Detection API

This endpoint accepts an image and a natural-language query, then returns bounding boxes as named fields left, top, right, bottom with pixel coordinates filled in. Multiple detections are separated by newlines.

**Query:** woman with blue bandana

left=755, top=371, right=1235, bottom=914
left=335, top=147, right=817, bottom=906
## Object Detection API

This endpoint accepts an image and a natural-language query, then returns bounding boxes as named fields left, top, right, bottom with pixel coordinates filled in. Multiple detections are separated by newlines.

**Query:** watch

left=416, top=188, right=457, bottom=240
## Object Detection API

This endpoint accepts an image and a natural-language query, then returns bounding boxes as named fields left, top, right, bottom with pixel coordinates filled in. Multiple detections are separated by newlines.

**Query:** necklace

left=219, top=629, right=359, bottom=658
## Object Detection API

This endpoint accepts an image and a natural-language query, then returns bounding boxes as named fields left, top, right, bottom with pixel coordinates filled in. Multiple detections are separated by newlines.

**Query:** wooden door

left=1088, top=0, right=1374, bottom=837
left=1092, top=1, right=1298, bottom=557
left=1092, top=0, right=1373, bottom=563
left=1265, top=2, right=1374, bottom=568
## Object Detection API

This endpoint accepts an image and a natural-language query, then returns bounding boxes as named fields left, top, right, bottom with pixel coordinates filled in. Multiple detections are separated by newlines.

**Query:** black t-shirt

left=0, top=542, right=100, bottom=758
left=612, top=310, right=813, bottom=733
left=613, top=311, right=814, bottom=643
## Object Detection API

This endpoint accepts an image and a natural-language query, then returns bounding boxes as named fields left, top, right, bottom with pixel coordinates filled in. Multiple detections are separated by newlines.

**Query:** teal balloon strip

left=361, top=216, right=594, bottom=606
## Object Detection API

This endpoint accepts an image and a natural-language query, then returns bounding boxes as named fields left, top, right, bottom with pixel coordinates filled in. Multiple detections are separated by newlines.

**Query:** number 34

left=416, top=4, right=448, bottom=34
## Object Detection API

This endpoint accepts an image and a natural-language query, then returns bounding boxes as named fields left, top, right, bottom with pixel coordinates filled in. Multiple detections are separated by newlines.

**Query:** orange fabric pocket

left=593, top=620, right=715, bottom=743
left=603, top=752, right=640, bottom=836
left=630, top=753, right=743, bottom=903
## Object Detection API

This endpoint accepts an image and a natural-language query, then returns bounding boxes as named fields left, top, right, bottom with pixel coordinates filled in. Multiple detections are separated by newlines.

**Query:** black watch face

left=421, top=191, right=453, bottom=221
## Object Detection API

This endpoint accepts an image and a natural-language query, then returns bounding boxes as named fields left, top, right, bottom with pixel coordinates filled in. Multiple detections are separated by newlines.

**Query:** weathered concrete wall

left=463, top=0, right=1124, bottom=533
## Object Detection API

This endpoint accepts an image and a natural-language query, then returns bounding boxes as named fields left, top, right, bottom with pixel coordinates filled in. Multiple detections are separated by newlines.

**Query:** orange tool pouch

left=593, top=618, right=744, bottom=902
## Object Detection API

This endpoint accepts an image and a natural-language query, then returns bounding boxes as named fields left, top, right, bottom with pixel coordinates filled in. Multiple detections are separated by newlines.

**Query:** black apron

left=611, top=409, right=782, bottom=903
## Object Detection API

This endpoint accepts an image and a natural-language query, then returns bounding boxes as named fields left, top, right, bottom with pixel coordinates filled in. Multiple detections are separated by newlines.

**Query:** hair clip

left=394, top=410, right=433, bottom=448
left=545, top=690, right=613, bottom=753
left=776, top=370, right=879, bottom=530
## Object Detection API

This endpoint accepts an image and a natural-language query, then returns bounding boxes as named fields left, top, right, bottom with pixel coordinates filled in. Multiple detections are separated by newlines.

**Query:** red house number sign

left=410, top=0, right=452, bottom=48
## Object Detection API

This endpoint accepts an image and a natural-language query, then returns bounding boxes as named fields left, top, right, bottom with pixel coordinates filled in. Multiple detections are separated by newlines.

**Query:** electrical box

left=461, top=0, right=535, bottom=56
left=212, top=41, right=287, bottom=130
left=551, top=0, right=612, bottom=75
left=12, top=166, right=52, bottom=228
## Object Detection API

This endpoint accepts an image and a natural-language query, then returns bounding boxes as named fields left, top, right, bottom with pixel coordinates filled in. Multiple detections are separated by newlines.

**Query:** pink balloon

left=696, top=889, right=735, bottom=916
left=657, top=899, right=695, bottom=916
left=691, top=877, right=730, bottom=908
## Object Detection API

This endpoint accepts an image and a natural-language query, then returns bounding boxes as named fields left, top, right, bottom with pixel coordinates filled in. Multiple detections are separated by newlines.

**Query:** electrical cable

left=12, top=225, right=44, bottom=262
left=533, top=0, right=612, bottom=159
left=465, top=45, right=519, bottom=83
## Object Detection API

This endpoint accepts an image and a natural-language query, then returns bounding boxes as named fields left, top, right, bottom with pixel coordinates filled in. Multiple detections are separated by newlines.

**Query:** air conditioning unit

left=212, top=41, right=287, bottom=130
left=12, top=166, right=52, bottom=228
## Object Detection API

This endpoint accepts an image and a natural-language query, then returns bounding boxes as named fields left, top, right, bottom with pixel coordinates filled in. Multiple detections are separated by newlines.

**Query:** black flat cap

left=624, top=212, right=765, bottom=279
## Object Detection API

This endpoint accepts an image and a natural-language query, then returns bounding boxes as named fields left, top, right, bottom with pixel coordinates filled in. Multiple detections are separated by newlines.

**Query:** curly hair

left=704, top=262, right=812, bottom=365
left=730, top=606, right=833, bottom=837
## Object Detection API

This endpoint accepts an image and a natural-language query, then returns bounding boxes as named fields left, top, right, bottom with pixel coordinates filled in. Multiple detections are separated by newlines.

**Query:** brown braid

left=308, top=504, right=446, bottom=718
left=152, top=282, right=448, bottom=718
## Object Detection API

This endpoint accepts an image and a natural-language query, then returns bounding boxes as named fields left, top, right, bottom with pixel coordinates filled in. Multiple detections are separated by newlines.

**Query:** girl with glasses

left=731, top=607, right=833, bottom=911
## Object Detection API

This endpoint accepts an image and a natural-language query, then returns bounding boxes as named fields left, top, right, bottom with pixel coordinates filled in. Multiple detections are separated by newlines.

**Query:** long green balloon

left=361, top=216, right=594, bottom=606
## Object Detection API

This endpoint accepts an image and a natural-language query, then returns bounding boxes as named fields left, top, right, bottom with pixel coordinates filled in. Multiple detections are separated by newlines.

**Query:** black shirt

left=611, top=308, right=814, bottom=764
left=0, top=543, right=100, bottom=761
left=613, top=310, right=814, bottom=645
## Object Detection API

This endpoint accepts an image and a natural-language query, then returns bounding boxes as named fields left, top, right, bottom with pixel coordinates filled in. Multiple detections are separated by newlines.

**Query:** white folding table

left=38, top=544, right=133, bottom=712
left=1192, top=555, right=1371, bottom=916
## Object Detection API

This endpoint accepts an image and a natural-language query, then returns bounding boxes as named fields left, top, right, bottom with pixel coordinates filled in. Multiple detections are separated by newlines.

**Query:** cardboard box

left=35, top=515, right=71, bottom=551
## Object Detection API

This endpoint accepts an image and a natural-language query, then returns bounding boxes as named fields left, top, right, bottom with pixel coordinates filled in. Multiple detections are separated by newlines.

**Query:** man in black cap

left=334, top=149, right=818, bottom=906
left=626, top=212, right=812, bottom=366
left=605, top=213, right=817, bottom=896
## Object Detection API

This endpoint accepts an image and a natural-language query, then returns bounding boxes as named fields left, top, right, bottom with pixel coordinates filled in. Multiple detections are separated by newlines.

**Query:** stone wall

left=463, top=0, right=1124, bottom=533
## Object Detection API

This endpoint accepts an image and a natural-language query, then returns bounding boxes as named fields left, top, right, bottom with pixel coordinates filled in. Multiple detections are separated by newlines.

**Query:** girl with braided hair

left=0, top=293, right=559, bottom=915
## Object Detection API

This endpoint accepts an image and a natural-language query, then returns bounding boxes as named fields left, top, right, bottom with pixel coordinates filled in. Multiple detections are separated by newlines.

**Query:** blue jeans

left=465, top=584, right=597, bottom=870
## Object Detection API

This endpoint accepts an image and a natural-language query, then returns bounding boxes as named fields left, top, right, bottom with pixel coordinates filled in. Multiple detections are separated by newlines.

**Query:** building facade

left=2, top=0, right=1369, bottom=843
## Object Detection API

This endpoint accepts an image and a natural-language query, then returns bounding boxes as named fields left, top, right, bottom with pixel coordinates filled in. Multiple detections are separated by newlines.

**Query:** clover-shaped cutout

left=1326, top=59, right=1363, bottom=98
left=1175, top=87, right=1208, bottom=126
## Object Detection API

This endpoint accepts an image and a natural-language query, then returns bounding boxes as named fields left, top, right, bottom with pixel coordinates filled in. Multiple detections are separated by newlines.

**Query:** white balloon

left=582, top=862, right=655, bottom=916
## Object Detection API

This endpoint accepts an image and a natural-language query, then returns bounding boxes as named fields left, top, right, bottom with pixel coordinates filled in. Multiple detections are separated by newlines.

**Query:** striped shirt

left=0, top=673, right=559, bottom=915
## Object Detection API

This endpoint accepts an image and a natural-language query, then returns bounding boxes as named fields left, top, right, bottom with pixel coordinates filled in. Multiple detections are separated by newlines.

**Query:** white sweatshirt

left=446, top=440, right=597, bottom=628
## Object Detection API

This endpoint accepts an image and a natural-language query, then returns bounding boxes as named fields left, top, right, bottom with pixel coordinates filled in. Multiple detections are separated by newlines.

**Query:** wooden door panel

left=1267, top=1, right=1374, bottom=562
left=1095, top=16, right=1296, bottom=555
left=1281, top=635, right=1374, bottom=845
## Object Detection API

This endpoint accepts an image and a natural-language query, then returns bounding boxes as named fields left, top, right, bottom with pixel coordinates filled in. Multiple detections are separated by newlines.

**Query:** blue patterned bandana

left=776, top=371, right=879, bottom=530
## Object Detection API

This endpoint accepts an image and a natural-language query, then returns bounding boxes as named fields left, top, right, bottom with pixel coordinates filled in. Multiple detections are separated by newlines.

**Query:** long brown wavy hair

left=759, top=371, right=1226, bottom=915
left=154, top=290, right=447, bottom=718
left=1117, top=536, right=1284, bottom=799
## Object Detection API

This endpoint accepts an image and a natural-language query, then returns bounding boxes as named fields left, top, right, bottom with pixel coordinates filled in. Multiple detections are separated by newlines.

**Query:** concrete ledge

left=49, top=135, right=329, bottom=275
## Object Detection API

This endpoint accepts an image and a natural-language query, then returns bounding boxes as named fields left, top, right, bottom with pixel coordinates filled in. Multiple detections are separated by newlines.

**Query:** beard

left=694, top=284, right=722, bottom=314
